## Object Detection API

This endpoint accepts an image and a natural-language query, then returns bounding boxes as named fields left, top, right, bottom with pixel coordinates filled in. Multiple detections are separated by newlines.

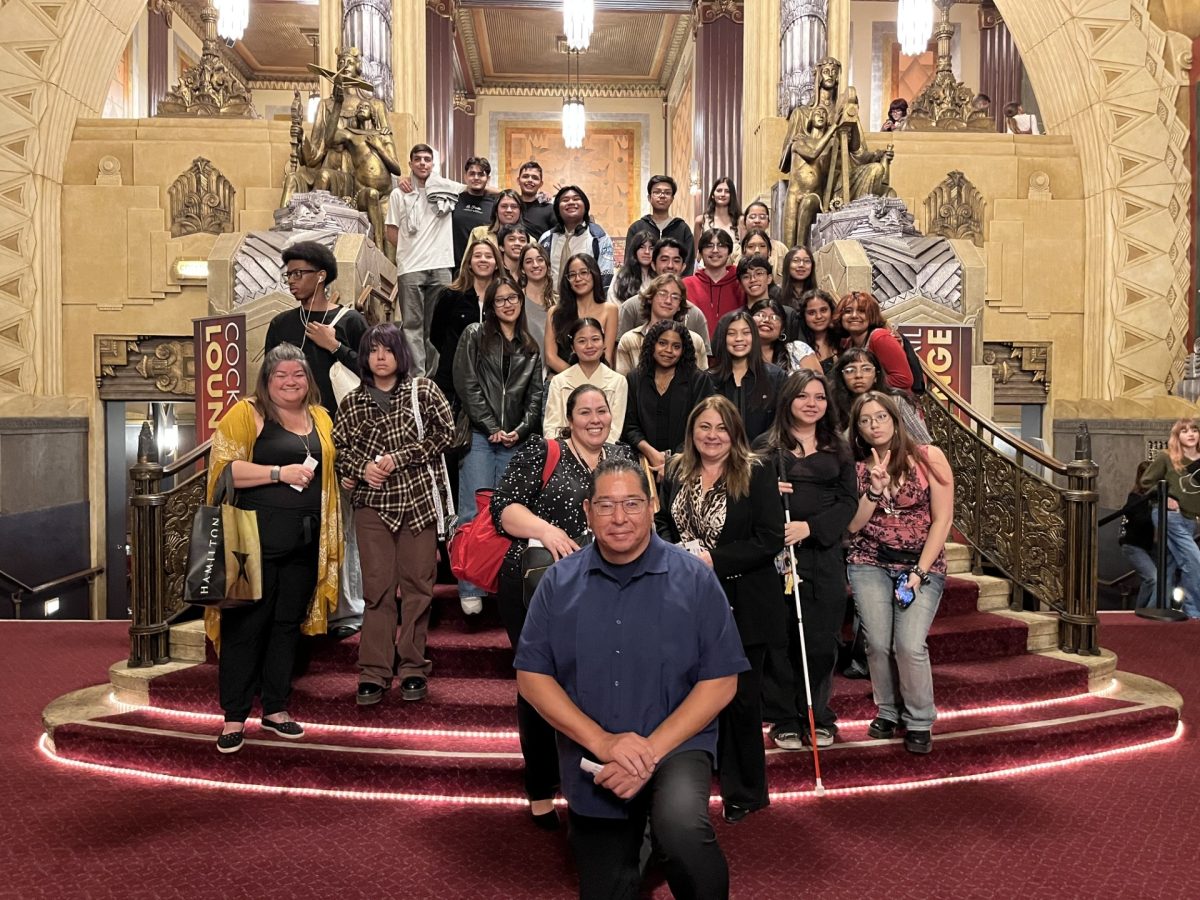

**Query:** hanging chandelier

left=214, top=0, right=249, bottom=43
left=561, top=49, right=585, bottom=149
left=896, top=0, right=934, bottom=56
left=563, top=0, right=594, bottom=51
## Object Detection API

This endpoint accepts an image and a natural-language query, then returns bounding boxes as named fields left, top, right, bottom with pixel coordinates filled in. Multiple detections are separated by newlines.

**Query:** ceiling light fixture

left=561, top=49, right=585, bottom=149
left=563, top=0, right=594, bottom=51
left=896, top=0, right=935, bottom=56
left=213, top=0, right=249, bottom=43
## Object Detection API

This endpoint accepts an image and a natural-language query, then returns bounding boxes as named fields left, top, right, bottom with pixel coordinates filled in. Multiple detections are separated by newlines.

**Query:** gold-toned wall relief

left=157, top=3, right=255, bottom=118
left=169, top=157, right=235, bottom=238
left=924, top=170, right=985, bottom=246
left=984, top=341, right=1050, bottom=405
left=95, top=335, right=195, bottom=400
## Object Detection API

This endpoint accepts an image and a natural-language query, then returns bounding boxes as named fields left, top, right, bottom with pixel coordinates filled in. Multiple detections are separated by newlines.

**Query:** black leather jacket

left=452, top=323, right=545, bottom=440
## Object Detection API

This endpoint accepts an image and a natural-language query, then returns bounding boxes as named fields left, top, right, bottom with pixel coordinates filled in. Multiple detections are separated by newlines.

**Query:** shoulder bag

left=184, top=465, right=263, bottom=608
left=327, top=305, right=362, bottom=405
left=410, top=378, right=457, bottom=541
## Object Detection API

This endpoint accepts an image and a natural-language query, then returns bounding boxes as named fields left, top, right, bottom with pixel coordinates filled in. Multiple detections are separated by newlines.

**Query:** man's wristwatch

left=270, top=466, right=281, bottom=483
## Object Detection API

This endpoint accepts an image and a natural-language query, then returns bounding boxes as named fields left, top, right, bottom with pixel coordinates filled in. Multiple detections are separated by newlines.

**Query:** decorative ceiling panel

left=178, top=0, right=318, bottom=75
left=474, top=9, right=678, bottom=82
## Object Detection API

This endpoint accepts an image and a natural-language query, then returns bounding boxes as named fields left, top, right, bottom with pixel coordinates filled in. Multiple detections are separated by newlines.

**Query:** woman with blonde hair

left=1140, top=417, right=1200, bottom=618
left=655, top=395, right=786, bottom=824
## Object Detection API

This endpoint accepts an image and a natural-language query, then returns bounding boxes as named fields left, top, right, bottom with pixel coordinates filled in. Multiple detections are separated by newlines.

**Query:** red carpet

left=7, top=613, right=1197, bottom=898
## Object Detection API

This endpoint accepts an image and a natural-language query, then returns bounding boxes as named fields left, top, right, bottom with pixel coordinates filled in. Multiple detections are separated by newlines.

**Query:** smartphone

left=292, top=454, right=319, bottom=492
left=894, top=571, right=915, bottom=610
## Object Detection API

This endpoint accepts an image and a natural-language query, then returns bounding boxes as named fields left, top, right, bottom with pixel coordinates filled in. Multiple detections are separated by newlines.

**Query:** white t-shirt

left=386, top=178, right=464, bottom=275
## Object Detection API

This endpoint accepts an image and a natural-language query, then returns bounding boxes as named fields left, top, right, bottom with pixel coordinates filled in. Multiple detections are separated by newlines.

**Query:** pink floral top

left=848, top=455, right=946, bottom=575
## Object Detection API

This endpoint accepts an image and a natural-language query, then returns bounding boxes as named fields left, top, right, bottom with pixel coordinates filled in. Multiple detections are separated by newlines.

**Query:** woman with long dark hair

left=335, top=324, right=454, bottom=704
left=794, top=288, right=841, bottom=372
left=749, top=297, right=819, bottom=374
left=543, top=317, right=627, bottom=442
left=623, top=319, right=715, bottom=480
left=517, top=241, right=555, bottom=361
left=755, top=370, right=857, bottom=750
left=451, top=276, right=545, bottom=614
left=607, top=230, right=656, bottom=304
left=655, top=395, right=786, bottom=824
left=710, top=309, right=785, bottom=443
left=546, top=253, right=618, bottom=374
left=847, top=391, right=954, bottom=754
left=694, top=176, right=741, bottom=256
left=831, top=347, right=930, bottom=443
left=779, top=246, right=816, bottom=337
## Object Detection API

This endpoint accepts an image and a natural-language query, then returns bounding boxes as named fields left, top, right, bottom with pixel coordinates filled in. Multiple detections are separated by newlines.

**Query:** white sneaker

left=460, top=597, right=484, bottom=615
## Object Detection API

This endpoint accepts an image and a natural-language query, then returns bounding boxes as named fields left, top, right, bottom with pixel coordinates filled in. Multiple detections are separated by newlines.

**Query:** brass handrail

left=127, top=423, right=212, bottom=666
left=916, top=361, right=1099, bottom=655
left=1, top=565, right=104, bottom=619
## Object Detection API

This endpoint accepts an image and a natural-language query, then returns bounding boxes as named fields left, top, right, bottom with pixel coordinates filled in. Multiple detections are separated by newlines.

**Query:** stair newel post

left=1060, top=425, right=1100, bottom=655
left=128, top=421, right=171, bottom=667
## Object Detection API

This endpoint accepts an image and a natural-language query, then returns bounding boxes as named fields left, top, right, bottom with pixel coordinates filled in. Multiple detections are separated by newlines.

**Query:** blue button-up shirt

left=514, top=534, right=749, bottom=818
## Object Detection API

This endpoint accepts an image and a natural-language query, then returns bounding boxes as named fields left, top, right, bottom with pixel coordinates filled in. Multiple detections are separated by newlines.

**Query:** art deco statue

left=280, top=46, right=398, bottom=259
left=157, top=3, right=255, bottom=118
left=906, top=0, right=995, bottom=132
left=780, top=57, right=896, bottom=250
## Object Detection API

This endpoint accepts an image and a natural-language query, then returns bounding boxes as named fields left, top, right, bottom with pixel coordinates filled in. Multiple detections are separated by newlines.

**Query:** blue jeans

left=1120, top=543, right=1163, bottom=609
left=848, top=564, right=944, bottom=731
left=457, top=430, right=518, bottom=599
left=1151, top=508, right=1200, bottom=618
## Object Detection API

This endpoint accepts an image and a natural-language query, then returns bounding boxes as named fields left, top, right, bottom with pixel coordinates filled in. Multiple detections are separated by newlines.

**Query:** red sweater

left=863, top=327, right=914, bottom=391
left=684, top=267, right=744, bottom=338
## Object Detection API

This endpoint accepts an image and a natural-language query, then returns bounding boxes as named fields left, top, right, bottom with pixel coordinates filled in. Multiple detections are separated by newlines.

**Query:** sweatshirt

left=625, top=215, right=696, bottom=272
left=684, top=267, right=745, bottom=338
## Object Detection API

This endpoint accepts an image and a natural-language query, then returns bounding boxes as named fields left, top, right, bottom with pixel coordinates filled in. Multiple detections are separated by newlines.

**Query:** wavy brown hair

left=253, top=343, right=322, bottom=422
left=1167, top=417, right=1200, bottom=473
left=668, top=394, right=755, bottom=500
left=850, top=391, right=947, bottom=485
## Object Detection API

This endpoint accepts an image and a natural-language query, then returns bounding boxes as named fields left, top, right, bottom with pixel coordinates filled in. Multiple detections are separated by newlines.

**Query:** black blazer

left=711, top=363, right=785, bottom=443
left=623, top=368, right=715, bottom=454
left=655, top=459, right=787, bottom=646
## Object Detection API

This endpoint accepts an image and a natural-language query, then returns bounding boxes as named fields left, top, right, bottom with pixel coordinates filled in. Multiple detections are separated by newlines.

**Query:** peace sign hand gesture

left=868, top=447, right=891, bottom=494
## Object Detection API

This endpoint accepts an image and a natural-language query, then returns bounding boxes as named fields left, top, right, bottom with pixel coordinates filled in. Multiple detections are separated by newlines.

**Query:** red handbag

left=449, top=439, right=561, bottom=594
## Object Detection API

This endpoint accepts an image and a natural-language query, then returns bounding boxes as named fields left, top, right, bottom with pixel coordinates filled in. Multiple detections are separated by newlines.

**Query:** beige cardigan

left=542, top=363, right=627, bottom=443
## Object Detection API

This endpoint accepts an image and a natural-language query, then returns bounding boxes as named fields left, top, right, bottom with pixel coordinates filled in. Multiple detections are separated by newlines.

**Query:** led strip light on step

left=106, top=680, right=1119, bottom=741
left=37, top=720, right=1183, bottom=807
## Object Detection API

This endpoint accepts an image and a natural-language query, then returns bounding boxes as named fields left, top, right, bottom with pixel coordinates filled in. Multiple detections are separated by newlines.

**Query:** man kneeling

left=516, top=457, right=747, bottom=900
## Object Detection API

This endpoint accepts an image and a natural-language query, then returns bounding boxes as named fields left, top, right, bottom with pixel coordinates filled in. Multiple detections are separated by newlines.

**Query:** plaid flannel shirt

left=333, top=376, right=455, bottom=535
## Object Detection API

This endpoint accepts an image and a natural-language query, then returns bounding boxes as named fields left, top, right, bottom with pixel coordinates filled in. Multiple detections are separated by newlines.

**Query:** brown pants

left=354, top=507, right=437, bottom=684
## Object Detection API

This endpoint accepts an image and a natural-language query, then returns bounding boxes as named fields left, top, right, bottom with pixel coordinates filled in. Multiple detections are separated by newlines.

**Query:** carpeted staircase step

left=49, top=695, right=1177, bottom=799
left=300, top=629, right=516, bottom=680
left=926, top=611, right=1030, bottom=663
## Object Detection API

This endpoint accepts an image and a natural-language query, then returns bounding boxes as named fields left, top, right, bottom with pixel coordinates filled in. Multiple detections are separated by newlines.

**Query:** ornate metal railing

left=128, top=423, right=211, bottom=667
left=917, top=365, right=1099, bottom=655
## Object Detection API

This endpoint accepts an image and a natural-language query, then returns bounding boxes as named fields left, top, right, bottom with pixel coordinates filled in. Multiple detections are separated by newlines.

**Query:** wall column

left=778, top=1, right=828, bottom=115
left=391, top=0, right=428, bottom=154
left=426, top=5, right=454, bottom=173
left=978, top=4, right=1023, bottom=131
left=741, top=0, right=781, bottom=203
left=450, top=93, right=476, bottom=179
left=147, top=4, right=169, bottom=116
left=344, top=0, right=394, bottom=110
left=694, top=2, right=743, bottom=205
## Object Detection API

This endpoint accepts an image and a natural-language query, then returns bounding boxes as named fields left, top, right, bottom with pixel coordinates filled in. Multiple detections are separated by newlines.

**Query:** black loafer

left=867, top=717, right=898, bottom=740
left=904, top=730, right=932, bottom=754
left=329, top=624, right=361, bottom=640
left=722, top=803, right=754, bottom=824
left=216, top=730, right=244, bottom=754
left=530, top=808, right=562, bottom=831
left=260, top=717, right=305, bottom=739
left=401, top=676, right=428, bottom=701
left=356, top=682, right=386, bottom=706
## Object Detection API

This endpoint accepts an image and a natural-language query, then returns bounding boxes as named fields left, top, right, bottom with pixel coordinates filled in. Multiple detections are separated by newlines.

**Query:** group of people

left=205, top=159, right=959, bottom=899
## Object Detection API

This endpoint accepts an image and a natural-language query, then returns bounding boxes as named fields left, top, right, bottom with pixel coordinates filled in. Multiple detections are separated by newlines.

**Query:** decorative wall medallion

left=134, top=340, right=195, bottom=395
left=95, top=155, right=122, bottom=186
left=169, top=157, right=235, bottom=238
left=924, top=170, right=985, bottom=246
left=96, top=335, right=195, bottom=399
left=1027, top=171, right=1052, bottom=201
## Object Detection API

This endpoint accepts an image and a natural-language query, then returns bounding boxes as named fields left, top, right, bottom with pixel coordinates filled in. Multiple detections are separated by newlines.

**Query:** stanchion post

left=128, top=422, right=171, bottom=666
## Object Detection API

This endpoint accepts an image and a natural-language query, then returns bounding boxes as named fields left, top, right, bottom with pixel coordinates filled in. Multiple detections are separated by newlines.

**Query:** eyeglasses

left=752, top=310, right=781, bottom=323
left=650, top=189, right=674, bottom=198
left=282, top=269, right=319, bottom=283
left=654, top=290, right=683, bottom=303
left=591, top=498, right=649, bottom=516
left=842, top=364, right=876, bottom=375
left=858, top=412, right=892, bottom=427
left=493, top=294, right=521, bottom=307
left=566, top=270, right=592, bottom=281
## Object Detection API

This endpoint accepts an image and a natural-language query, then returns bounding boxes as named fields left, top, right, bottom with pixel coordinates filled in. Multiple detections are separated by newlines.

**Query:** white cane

left=777, top=452, right=826, bottom=796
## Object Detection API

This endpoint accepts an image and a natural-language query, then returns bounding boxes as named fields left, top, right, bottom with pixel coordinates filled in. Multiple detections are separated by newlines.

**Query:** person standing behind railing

left=1141, top=417, right=1200, bottom=618
left=1120, top=460, right=1167, bottom=609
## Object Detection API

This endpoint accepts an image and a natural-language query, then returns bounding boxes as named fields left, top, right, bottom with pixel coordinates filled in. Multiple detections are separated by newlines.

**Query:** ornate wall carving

left=95, top=335, right=195, bottom=400
left=696, top=0, right=744, bottom=27
left=168, top=158, right=235, bottom=238
left=94, top=155, right=122, bottom=186
left=983, top=340, right=1050, bottom=405
left=924, top=171, right=985, bottom=246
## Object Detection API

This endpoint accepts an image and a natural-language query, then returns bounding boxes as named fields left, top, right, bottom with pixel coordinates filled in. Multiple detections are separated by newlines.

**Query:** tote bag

left=184, top=466, right=263, bottom=608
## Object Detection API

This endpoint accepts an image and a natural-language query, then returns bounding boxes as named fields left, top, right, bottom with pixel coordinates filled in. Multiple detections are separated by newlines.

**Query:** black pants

left=763, top=569, right=844, bottom=732
left=568, top=750, right=728, bottom=900
left=497, top=559, right=561, bottom=802
left=718, top=643, right=769, bottom=811
left=219, top=508, right=318, bottom=722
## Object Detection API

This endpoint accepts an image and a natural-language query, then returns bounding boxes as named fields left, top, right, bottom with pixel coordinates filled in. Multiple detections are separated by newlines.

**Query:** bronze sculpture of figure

left=780, top=57, right=896, bottom=250
left=325, top=99, right=406, bottom=248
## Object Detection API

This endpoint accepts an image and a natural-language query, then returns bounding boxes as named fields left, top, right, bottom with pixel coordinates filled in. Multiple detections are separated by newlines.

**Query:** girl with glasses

left=749, top=297, right=820, bottom=374
left=546, top=253, right=618, bottom=374
left=831, top=347, right=930, bottom=444
left=614, top=274, right=708, bottom=375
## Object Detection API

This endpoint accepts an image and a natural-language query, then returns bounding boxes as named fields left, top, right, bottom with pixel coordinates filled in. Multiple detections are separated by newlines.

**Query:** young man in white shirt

left=385, top=143, right=464, bottom=375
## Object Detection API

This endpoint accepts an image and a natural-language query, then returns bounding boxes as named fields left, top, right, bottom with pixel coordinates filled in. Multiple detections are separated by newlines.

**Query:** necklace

left=297, top=301, right=333, bottom=350
left=281, top=410, right=314, bottom=458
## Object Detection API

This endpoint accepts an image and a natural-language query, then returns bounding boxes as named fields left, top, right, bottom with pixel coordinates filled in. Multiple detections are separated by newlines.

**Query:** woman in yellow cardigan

left=206, top=343, right=342, bottom=753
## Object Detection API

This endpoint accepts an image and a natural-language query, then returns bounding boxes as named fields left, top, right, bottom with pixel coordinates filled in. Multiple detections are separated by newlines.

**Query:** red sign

left=897, top=324, right=973, bottom=402
left=194, top=314, right=247, bottom=445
